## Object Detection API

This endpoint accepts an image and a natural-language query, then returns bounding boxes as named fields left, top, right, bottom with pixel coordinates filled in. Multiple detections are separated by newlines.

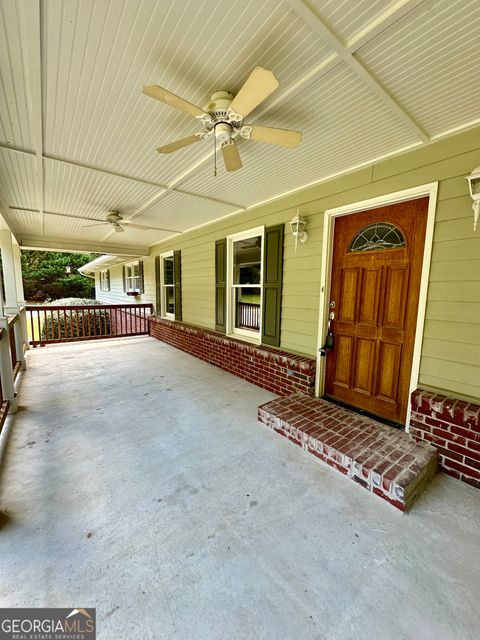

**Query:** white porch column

left=0, top=230, right=20, bottom=315
left=0, top=264, right=17, bottom=413
left=12, top=242, right=29, bottom=353
left=0, top=230, right=26, bottom=372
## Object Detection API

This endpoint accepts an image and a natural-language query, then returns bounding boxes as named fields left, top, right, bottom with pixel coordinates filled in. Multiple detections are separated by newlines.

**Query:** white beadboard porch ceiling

left=0, top=0, right=479, bottom=255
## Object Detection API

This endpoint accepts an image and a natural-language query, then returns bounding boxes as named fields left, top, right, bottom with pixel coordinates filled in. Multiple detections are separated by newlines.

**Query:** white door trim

left=315, top=182, right=438, bottom=429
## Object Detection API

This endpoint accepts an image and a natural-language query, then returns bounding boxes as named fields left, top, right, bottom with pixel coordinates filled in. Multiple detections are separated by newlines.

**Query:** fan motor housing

left=106, top=210, right=122, bottom=223
left=204, top=90, right=233, bottom=114
left=202, top=90, right=242, bottom=137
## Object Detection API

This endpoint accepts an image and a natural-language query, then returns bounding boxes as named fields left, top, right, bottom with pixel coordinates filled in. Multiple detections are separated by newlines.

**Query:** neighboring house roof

left=78, top=255, right=139, bottom=274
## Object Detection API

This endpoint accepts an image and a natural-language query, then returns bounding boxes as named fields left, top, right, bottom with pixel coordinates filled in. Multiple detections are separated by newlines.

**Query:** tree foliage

left=21, top=250, right=96, bottom=301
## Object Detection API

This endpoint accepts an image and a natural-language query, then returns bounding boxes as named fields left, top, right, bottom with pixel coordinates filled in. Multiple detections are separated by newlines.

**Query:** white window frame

left=99, top=269, right=109, bottom=292
left=160, top=251, right=175, bottom=319
left=226, top=226, right=264, bottom=344
left=125, top=261, right=141, bottom=293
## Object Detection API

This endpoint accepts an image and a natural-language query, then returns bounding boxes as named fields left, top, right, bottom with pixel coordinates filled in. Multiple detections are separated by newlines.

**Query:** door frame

left=315, top=182, right=438, bottom=430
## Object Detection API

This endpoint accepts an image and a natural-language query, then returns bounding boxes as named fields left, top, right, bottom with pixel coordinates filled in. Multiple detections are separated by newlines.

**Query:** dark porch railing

left=27, top=303, right=153, bottom=347
left=0, top=330, right=10, bottom=432
left=237, top=302, right=261, bottom=330
left=8, top=315, right=22, bottom=379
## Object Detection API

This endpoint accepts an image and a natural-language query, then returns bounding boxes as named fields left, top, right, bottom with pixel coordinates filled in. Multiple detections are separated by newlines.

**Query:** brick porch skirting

left=258, top=393, right=438, bottom=511
left=148, top=316, right=316, bottom=396
left=410, top=389, right=480, bottom=490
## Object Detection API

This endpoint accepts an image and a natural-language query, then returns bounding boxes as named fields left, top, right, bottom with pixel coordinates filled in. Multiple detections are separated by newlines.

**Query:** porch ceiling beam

left=0, top=143, right=245, bottom=210
left=19, top=235, right=148, bottom=256
left=18, top=0, right=45, bottom=234
left=346, top=0, right=426, bottom=53
left=285, top=0, right=430, bottom=144
left=9, top=206, right=183, bottom=234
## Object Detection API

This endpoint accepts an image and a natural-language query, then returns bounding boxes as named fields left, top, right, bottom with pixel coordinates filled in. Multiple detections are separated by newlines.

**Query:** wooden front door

left=324, top=197, right=428, bottom=424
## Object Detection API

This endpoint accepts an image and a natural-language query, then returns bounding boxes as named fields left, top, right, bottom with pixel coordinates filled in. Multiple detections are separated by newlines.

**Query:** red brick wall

left=149, top=316, right=316, bottom=397
left=410, top=389, right=480, bottom=489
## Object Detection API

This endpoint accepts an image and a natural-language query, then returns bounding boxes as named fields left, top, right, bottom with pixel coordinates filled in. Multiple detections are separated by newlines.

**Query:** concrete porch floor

left=0, top=337, right=479, bottom=640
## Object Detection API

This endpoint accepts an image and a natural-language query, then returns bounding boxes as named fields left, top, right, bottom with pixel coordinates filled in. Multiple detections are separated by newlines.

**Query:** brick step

left=258, top=393, right=438, bottom=511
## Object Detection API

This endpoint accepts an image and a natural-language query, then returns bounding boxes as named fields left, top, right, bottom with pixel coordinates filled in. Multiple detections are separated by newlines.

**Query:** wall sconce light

left=290, top=209, right=308, bottom=252
left=65, top=265, right=71, bottom=274
left=465, top=165, right=480, bottom=231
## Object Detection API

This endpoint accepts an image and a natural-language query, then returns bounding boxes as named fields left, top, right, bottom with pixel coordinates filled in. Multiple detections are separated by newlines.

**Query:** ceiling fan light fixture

left=215, top=122, right=233, bottom=144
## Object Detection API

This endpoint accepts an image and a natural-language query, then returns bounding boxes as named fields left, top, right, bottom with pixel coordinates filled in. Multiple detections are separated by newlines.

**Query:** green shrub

left=41, top=298, right=111, bottom=340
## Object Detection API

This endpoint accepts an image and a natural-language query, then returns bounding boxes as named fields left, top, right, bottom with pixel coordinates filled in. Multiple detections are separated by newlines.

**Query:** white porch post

left=0, top=256, right=17, bottom=413
left=0, top=230, right=20, bottom=315
left=0, top=230, right=26, bottom=374
left=12, top=242, right=30, bottom=353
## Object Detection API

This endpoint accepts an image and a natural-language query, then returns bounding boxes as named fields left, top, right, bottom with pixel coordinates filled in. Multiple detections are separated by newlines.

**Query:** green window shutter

left=215, top=238, right=227, bottom=333
left=122, top=265, right=127, bottom=292
left=262, top=224, right=284, bottom=347
left=174, top=250, right=182, bottom=321
left=106, top=270, right=110, bottom=292
left=155, top=256, right=161, bottom=314
left=139, top=260, right=145, bottom=293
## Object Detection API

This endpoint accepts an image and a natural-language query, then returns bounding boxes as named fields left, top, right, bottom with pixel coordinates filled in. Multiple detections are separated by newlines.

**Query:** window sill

left=227, top=332, right=261, bottom=346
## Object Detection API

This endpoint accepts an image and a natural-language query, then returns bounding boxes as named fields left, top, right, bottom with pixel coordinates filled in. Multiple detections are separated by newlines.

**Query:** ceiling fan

left=82, top=210, right=176, bottom=233
left=143, top=67, right=302, bottom=172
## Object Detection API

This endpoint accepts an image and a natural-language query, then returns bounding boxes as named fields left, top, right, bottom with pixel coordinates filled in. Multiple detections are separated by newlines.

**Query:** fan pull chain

left=213, top=128, right=217, bottom=177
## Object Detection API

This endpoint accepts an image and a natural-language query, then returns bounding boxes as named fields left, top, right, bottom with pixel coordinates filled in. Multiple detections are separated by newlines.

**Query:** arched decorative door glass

left=348, top=222, right=405, bottom=253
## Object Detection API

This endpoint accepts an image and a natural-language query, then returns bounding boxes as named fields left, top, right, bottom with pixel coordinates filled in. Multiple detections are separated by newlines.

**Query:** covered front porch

left=0, top=336, right=478, bottom=638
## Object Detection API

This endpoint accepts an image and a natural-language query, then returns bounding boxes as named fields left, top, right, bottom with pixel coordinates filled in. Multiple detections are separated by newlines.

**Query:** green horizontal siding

left=91, top=126, right=480, bottom=401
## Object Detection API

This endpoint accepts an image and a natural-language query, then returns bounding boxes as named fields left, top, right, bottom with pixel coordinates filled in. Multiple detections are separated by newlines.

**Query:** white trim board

left=315, top=182, right=438, bottom=430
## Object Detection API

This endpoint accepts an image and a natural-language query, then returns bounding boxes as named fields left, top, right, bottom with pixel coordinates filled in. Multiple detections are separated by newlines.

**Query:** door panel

left=338, top=269, right=358, bottom=323
left=353, top=338, right=376, bottom=394
left=381, top=265, right=409, bottom=328
left=358, top=268, right=382, bottom=326
left=376, top=341, right=401, bottom=401
left=324, top=197, right=428, bottom=424
left=333, top=334, right=353, bottom=388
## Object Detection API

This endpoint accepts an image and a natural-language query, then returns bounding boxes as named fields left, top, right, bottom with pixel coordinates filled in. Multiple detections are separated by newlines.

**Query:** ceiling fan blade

left=248, top=125, right=302, bottom=147
left=229, top=67, right=279, bottom=118
left=222, top=141, right=242, bottom=172
left=157, top=134, right=203, bottom=154
left=143, top=85, right=207, bottom=118
left=82, top=223, right=108, bottom=228
left=122, top=221, right=183, bottom=233
left=122, top=222, right=151, bottom=230
left=113, top=224, right=125, bottom=233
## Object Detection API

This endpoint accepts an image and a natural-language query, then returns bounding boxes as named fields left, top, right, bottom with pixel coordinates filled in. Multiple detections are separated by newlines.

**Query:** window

left=125, top=261, right=141, bottom=292
left=155, top=251, right=182, bottom=320
left=161, top=252, right=175, bottom=318
left=216, top=224, right=284, bottom=347
left=99, top=269, right=110, bottom=292
left=227, top=228, right=263, bottom=340
left=348, top=222, right=406, bottom=253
